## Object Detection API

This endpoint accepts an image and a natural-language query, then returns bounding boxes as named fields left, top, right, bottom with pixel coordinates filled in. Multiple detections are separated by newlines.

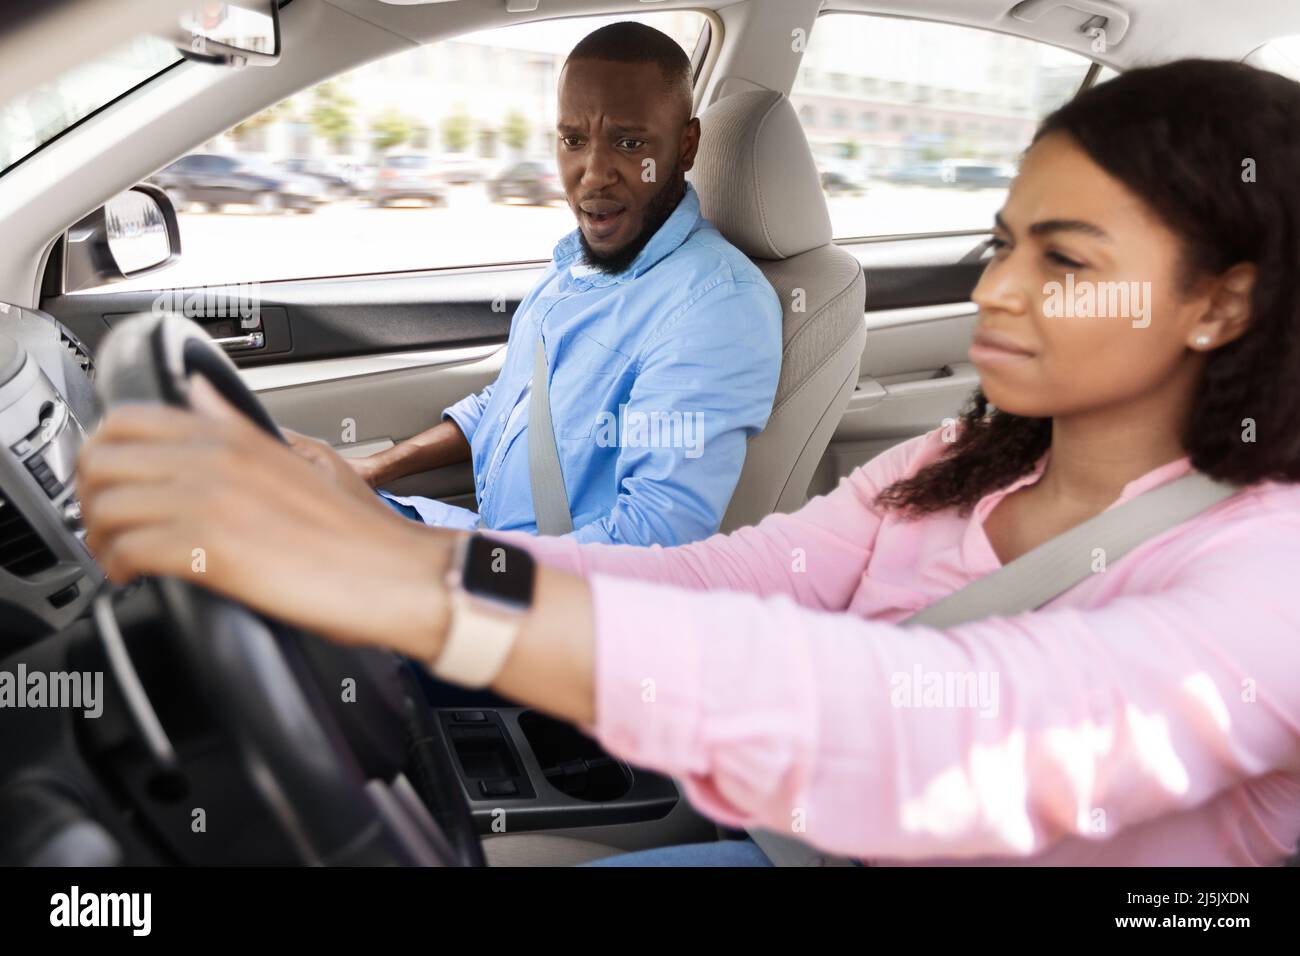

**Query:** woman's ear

left=1190, top=262, right=1256, bottom=350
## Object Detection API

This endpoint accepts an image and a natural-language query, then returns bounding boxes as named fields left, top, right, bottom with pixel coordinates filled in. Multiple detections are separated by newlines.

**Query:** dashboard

left=0, top=302, right=103, bottom=644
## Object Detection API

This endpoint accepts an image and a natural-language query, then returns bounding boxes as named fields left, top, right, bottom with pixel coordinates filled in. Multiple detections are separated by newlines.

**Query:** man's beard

left=578, top=169, right=685, bottom=275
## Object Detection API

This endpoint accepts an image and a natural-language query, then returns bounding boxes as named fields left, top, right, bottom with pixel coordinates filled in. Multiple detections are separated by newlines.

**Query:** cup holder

left=517, top=711, right=631, bottom=802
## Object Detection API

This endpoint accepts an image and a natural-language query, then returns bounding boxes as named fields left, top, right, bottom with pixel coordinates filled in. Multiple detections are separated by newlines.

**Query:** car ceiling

left=832, top=0, right=1300, bottom=64
left=0, top=0, right=192, bottom=108
left=325, top=0, right=1300, bottom=65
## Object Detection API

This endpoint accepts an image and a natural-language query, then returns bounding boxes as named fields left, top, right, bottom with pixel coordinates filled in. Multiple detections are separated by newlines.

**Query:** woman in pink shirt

left=78, top=59, right=1300, bottom=865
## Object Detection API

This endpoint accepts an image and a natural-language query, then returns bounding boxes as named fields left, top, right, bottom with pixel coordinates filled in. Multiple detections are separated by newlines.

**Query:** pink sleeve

left=490, top=429, right=942, bottom=611
left=586, top=508, right=1300, bottom=861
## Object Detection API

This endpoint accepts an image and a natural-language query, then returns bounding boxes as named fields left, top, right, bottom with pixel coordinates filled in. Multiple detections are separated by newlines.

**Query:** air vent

left=0, top=491, right=58, bottom=577
left=58, top=326, right=94, bottom=380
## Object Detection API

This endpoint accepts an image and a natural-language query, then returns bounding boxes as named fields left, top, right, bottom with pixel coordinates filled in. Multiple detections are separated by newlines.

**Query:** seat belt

left=749, top=469, right=1241, bottom=866
left=902, top=470, right=1239, bottom=628
left=528, top=336, right=575, bottom=535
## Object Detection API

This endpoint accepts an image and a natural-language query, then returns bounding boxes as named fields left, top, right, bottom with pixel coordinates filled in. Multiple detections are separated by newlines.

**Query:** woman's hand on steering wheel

left=76, top=377, right=460, bottom=663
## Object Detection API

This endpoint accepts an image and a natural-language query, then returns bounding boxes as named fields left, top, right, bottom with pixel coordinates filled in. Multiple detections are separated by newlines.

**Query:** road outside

left=85, top=182, right=1008, bottom=295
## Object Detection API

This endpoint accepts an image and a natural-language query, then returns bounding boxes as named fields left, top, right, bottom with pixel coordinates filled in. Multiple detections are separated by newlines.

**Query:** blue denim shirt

left=443, top=183, right=782, bottom=546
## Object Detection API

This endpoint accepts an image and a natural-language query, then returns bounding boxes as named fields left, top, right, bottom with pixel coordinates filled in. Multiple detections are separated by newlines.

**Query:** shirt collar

left=977, top=449, right=1195, bottom=515
left=1112, top=454, right=1195, bottom=503
left=961, top=448, right=1195, bottom=572
left=552, top=182, right=701, bottom=288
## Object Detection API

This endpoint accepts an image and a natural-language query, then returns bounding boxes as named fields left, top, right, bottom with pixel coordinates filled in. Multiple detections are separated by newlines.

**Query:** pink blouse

left=500, top=428, right=1300, bottom=865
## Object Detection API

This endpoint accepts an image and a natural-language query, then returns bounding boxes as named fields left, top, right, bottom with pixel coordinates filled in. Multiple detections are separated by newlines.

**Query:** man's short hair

left=565, top=21, right=694, bottom=120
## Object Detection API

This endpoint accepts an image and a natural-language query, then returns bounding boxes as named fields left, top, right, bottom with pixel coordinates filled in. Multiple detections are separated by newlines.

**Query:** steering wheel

left=91, top=312, right=484, bottom=867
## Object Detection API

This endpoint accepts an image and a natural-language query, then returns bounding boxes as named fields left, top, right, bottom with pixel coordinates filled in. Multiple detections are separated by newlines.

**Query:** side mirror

left=64, top=184, right=181, bottom=293
left=173, top=1, right=281, bottom=68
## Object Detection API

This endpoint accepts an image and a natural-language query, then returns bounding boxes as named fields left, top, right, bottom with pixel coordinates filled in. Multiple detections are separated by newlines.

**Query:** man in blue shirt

left=342, top=22, right=781, bottom=546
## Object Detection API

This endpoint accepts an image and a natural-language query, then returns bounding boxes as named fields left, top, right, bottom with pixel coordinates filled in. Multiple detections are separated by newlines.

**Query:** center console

left=434, top=706, right=681, bottom=833
left=0, top=323, right=101, bottom=643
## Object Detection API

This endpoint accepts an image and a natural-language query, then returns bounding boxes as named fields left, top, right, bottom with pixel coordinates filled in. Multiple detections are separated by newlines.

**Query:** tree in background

left=501, top=110, right=530, bottom=155
left=441, top=107, right=472, bottom=154
left=309, top=82, right=357, bottom=153
left=371, top=108, right=415, bottom=153
left=229, top=99, right=293, bottom=146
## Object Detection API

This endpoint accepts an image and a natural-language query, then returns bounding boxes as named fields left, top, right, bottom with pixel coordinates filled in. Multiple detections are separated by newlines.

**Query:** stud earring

left=1193, top=334, right=1212, bottom=348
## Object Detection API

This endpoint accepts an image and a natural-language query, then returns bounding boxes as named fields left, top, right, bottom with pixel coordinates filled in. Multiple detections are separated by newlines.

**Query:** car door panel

left=43, top=266, right=540, bottom=508
left=44, top=264, right=540, bottom=363
left=806, top=234, right=989, bottom=499
left=248, top=343, right=505, bottom=508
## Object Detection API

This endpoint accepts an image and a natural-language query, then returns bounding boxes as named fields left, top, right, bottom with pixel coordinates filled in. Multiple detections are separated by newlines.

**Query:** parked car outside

left=371, top=153, right=450, bottom=207
left=276, top=157, right=362, bottom=197
left=819, top=170, right=867, bottom=196
left=149, top=153, right=329, bottom=213
left=488, top=160, right=565, bottom=205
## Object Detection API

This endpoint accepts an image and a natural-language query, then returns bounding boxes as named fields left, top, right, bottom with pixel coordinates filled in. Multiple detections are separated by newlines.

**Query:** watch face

left=461, top=535, right=535, bottom=609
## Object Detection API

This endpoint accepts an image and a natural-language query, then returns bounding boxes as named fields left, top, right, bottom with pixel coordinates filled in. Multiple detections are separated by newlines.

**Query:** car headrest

left=690, top=89, right=833, bottom=261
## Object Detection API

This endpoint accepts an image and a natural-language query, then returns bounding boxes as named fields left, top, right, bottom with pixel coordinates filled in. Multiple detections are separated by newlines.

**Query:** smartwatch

left=431, top=534, right=536, bottom=688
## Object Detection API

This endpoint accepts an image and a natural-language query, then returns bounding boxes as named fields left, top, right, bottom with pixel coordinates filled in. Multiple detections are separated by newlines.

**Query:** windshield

left=0, top=34, right=180, bottom=173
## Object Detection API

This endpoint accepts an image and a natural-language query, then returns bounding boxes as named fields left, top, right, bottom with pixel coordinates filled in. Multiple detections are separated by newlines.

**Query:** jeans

left=582, top=839, right=773, bottom=867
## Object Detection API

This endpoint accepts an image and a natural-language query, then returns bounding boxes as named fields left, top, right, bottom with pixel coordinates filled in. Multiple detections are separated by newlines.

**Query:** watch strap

left=430, top=586, right=523, bottom=688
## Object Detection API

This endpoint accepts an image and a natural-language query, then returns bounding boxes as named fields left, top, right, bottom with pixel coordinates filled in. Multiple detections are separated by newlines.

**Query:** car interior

left=1, top=0, right=1299, bottom=866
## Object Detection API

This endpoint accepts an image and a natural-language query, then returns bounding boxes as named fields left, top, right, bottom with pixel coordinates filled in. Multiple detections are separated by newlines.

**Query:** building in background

left=206, top=11, right=705, bottom=175
left=791, top=19, right=1087, bottom=180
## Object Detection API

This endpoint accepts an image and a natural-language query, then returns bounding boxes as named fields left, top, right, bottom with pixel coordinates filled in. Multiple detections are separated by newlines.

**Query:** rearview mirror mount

left=173, top=1, right=281, bottom=68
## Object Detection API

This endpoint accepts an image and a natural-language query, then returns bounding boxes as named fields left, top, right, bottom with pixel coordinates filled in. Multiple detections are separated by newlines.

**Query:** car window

left=0, top=35, right=180, bottom=174
left=791, top=13, right=1094, bottom=239
left=239, top=158, right=278, bottom=175
left=88, top=10, right=708, bottom=293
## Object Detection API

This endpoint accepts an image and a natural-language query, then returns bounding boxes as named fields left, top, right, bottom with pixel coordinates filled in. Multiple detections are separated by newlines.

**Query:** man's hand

left=282, top=428, right=387, bottom=502
left=76, top=388, right=461, bottom=661
left=344, top=451, right=387, bottom=489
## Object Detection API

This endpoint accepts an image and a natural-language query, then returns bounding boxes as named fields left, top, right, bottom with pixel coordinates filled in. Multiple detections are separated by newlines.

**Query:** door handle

left=212, top=331, right=264, bottom=352
left=879, top=361, right=978, bottom=396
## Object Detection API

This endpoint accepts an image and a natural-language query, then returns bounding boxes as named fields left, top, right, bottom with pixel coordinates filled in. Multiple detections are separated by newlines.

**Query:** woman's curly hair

left=875, top=59, right=1300, bottom=519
